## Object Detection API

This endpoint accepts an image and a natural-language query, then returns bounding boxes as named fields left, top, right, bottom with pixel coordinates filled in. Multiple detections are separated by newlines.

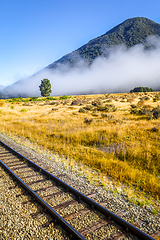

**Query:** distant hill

left=47, top=17, right=160, bottom=69
left=1, top=17, right=160, bottom=98
left=0, top=85, right=4, bottom=91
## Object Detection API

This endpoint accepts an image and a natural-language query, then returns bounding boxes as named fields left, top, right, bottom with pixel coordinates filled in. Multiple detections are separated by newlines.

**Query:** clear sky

left=0, top=0, right=160, bottom=86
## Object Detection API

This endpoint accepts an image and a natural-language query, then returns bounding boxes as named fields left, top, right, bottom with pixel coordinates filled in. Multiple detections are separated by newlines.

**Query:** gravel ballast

left=0, top=166, right=69, bottom=240
left=0, top=132, right=159, bottom=239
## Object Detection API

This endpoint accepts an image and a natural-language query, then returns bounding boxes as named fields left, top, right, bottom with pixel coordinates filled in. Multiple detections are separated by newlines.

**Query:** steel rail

left=0, top=140, right=155, bottom=240
left=0, top=159, right=85, bottom=240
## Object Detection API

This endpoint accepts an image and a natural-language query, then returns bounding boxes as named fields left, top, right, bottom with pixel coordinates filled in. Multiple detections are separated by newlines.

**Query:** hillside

left=0, top=85, right=4, bottom=91
left=1, top=17, right=160, bottom=98
left=47, top=17, right=160, bottom=69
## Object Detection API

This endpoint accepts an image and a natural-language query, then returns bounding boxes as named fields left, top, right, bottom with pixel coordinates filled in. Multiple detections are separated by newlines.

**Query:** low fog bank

left=1, top=35, right=160, bottom=98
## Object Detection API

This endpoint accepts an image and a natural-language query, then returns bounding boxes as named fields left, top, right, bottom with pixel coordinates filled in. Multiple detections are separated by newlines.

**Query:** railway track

left=0, top=140, right=157, bottom=240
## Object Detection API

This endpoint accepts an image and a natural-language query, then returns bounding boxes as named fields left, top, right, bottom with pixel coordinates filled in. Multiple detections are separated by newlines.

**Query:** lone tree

left=39, top=79, right=52, bottom=97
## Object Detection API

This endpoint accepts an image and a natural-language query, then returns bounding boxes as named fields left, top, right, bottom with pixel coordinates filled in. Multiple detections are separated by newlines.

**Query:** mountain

left=47, top=17, right=160, bottom=70
left=1, top=17, right=160, bottom=98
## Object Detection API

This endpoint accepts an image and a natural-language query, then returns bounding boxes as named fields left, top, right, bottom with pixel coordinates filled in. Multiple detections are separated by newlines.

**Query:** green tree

left=130, top=86, right=153, bottom=93
left=39, top=79, right=52, bottom=97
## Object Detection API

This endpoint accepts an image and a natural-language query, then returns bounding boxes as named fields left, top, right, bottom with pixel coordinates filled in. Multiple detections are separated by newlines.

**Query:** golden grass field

left=0, top=92, right=160, bottom=203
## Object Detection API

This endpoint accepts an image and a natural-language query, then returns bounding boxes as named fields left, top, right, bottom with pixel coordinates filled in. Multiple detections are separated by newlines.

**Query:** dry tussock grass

left=0, top=93, right=160, bottom=199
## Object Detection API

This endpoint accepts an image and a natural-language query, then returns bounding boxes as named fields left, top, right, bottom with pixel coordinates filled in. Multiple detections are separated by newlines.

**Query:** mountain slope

left=47, top=17, right=160, bottom=69
left=1, top=17, right=160, bottom=98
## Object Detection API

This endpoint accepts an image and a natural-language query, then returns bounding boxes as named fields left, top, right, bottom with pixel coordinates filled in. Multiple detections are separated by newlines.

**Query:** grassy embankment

left=0, top=93, right=159, bottom=200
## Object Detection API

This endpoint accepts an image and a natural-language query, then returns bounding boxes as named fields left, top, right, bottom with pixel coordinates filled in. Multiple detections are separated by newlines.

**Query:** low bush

left=79, top=107, right=88, bottom=113
left=153, top=93, right=160, bottom=102
left=46, top=96, right=58, bottom=100
left=29, top=97, right=39, bottom=101
left=97, top=104, right=116, bottom=112
left=59, top=95, right=71, bottom=100
left=130, top=104, right=160, bottom=119
left=84, top=104, right=94, bottom=111
left=92, top=99, right=102, bottom=107
left=71, top=99, right=83, bottom=105
left=20, top=108, right=27, bottom=112
left=79, top=104, right=93, bottom=112
left=51, top=108, right=59, bottom=111
left=7, top=98, right=23, bottom=103
left=152, top=106, right=160, bottom=119
left=49, top=101, right=60, bottom=106
left=84, top=117, right=93, bottom=124
left=101, top=113, right=108, bottom=118
left=0, top=101, right=4, bottom=107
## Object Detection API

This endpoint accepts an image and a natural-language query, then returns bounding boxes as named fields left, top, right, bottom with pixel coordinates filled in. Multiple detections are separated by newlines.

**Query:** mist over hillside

left=0, top=85, right=4, bottom=91
left=47, top=17, right=160, bottom=69
left=1, top=17, right=160, bottom=98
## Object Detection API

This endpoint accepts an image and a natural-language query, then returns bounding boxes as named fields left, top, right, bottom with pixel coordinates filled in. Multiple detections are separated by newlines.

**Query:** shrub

left=137, top=100, right=145, bottom=106
left=96, top=104, right=106, bottom=111
left=79, top=107, right=87, bottom=113
left=52, top=108, right=59, bottom=111
left=97, top=104, right=117, bottom=112
left=23, top=103, right=31, bottom=106
left=0, top=101, right=4, bottom=107
left=143, top=96, right=150, bottom=101
left=84, top=118, right=93, bottom=124
left=92, top=99, right=102, bottom=107
left=29, top=97, right=39, bottom=101
left=151, top=209, right=158, bottom=215
left=49, top=101, right=60, bottom=106
left=127, top=98, right=134, bottom=103
left=138, top=105, right=152, bottom=114
left=105, top=99, right=112, bottom=102
left=59, top=95, right=71, bottom=100
left=62, top=99, right=70, bottom=105
left=71, top=99, right=83, bottom=106
left=20, top=108, right=27, bottom=112
left=101, top=113, right=108, bottom=118
left=130, top=104, right=160, bottom=119
left=78, top=104, right=93, bottom=112
left=153, top=93, right=160, bottom=102
left=92, top=112, right=99, bottom=116
left=84, top=104, right=94, bottom=111
left=150, top=127, right=158, bottom=132
left=7, top=98, right=23, bottom=103
left=144, top=110, right=153, bottom=120
left=152, top=106, right=160, bottom=119
left=130, top=104, right=138, bottom=114
left=139, top=106, right=153, bottom=119
left=46, top=96, right=58, bottom=101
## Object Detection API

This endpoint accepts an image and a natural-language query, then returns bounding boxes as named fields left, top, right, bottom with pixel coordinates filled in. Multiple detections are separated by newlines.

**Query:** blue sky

left=0, top=0, right=160, bottom=86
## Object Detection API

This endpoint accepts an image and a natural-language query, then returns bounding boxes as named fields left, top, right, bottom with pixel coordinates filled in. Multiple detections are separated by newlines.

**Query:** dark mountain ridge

left=47, top=17, right=160, bottom=70
left=1, top=17, right=160, bottom=98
